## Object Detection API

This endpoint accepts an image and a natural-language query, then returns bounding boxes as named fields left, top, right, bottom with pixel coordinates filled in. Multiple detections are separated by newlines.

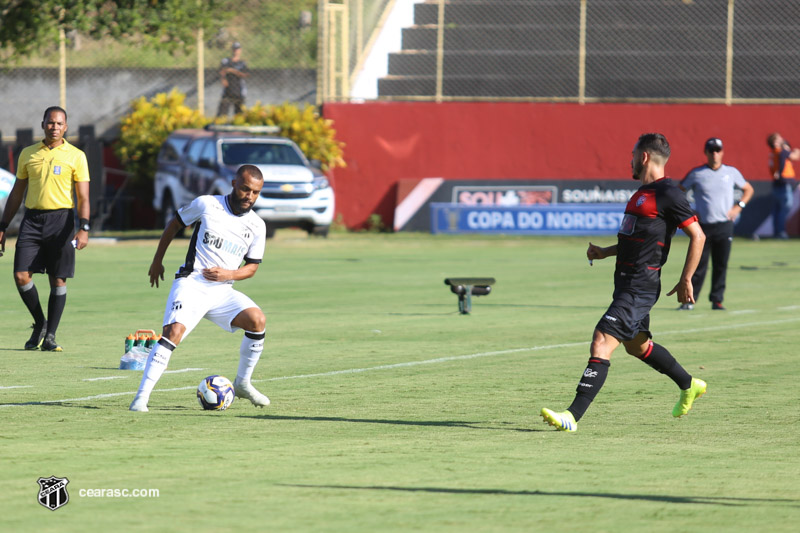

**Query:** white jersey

left=175, top=195, right=266, bottom=284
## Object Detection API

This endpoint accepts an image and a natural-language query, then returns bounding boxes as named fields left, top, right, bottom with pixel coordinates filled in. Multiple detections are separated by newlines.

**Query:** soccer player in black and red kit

left=541, top=133, right=708, bottom=432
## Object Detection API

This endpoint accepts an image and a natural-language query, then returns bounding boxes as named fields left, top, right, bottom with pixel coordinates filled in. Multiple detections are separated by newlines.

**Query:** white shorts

left=163, top=276, right=259, bottom=341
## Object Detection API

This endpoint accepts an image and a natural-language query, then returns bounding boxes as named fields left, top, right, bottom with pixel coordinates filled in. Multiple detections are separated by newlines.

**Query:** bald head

left=229, top=164, right=264, bottom=215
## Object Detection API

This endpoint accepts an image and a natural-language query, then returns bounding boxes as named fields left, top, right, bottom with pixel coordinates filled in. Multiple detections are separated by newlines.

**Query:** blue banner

left=430, top=203, right=627, bottom=235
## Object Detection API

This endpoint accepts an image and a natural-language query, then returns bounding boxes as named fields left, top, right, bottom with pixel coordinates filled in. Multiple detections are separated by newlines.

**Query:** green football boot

left=541, top=408, right=577, bottom=432
left=673, top=378, right=707, bottom=417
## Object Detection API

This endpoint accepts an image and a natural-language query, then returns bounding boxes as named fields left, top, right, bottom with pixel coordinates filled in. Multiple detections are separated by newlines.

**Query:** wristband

left=79, top=218, right=91, bottom=232
left=0, top=221, right=8, bottom=232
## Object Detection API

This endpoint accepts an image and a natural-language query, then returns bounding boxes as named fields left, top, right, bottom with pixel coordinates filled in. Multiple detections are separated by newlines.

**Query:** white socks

left=236, top=330, right=265, bottom=384
left=133, top=338, right=176, bottom=403
left=131, top=330, right=265, bottom=411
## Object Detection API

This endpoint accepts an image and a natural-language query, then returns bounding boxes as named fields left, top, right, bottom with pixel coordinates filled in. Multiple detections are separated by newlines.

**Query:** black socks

left=18, top=281, right=46, bottom=326
left=565, top=342, right=692, bottom=422
left=47, top=286, right=67, bottom=337
left=567, top=357, right=610, bottom=421
left=638, top=341, right=692, bottom=390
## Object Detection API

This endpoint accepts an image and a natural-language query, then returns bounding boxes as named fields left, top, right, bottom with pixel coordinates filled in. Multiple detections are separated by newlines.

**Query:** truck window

left=160, top=137, right=190, bottom=163
left=201, top=140, right=216, bottom=164
left=220, top=142, right=305, bottom=167
left=186, top=139, right=207, bottom=166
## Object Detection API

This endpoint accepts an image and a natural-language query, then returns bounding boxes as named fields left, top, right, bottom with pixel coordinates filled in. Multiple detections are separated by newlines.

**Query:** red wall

left=323, top=102, right=800, bottom=229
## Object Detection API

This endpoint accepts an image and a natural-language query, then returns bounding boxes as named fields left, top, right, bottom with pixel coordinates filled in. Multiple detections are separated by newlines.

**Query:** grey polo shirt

left=681, top=164, right=748, bottom=224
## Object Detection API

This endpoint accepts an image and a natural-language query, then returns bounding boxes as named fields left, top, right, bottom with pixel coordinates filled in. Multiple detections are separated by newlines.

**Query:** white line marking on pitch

left=0, top=385, right=33, bottom=390
left=82, top=368, right=205, bottom=382
left=2, top=316, right=799, bottom=408
left=777, top=305, right=800, bottom=311
left=164, top=367, right=206, bottom=374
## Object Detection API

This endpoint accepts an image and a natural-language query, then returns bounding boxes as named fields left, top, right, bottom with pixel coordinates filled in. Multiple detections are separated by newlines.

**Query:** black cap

left=705, top=137, right=723, bottom=151
left=232, top=41, right=241, bottom=50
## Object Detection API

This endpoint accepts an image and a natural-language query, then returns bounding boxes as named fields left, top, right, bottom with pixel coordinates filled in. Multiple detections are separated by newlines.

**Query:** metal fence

left=1, top=1, right=324, bottom=230
left=0, top=1, right=319, bottom=140
left=2, top=0, right=799, bottom=141
left=319, top=0, right=800, bottom=104
left=318, top=0, right=393, bottom=102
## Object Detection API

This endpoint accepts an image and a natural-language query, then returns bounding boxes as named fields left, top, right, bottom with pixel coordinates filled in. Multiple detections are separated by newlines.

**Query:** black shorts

left=14, top=209, right=76, bottom=279
left=594, top=287, right=656, bottom=342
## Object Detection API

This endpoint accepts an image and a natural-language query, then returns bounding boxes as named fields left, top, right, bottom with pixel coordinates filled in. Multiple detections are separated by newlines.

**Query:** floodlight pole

left=59, top=23, right=66, bottom=109
left=197, top=1, right=205, bottom=113
left=725, top=0, right=735, bottom=105
left=197, top=27, right=205, bottom=113
left=578, top=0, right=587, bottom=105
left=435, top=0, right=445, bottom=102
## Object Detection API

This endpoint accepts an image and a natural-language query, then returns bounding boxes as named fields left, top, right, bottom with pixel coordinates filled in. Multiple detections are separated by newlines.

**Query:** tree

left=0, top=0, right=232, bottom=65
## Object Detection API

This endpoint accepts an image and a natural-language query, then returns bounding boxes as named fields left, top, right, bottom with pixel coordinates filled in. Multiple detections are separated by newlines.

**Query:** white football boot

left=129, top=395, right=149, bottom=412
left=233, top=378, right=270, bottom=407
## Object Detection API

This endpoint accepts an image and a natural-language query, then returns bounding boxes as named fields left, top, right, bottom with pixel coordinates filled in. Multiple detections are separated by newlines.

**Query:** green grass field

left=1, top=231, right=799, bottom=532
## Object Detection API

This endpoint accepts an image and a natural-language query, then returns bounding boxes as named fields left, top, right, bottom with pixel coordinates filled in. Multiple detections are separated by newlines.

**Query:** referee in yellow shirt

left=0, top=106, right=91, bottom=351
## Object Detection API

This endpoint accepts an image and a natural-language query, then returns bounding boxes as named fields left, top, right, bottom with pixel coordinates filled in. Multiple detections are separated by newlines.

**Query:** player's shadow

left=280, top=483, right=800, bottom=507
left=242, top=414, right=537, bottom=433
left=481, top=302, right=603, bottom=310
left=387, top=311, right=457, bottom=316
left=740, top=261, right=800, bottom=271
left=0, top=401, right=101, bottom=409
left=412, top=303, right=605, bottom=311
left=389, top=302, right=604, bottom=316
left=386, top=311, right=458, bottom=316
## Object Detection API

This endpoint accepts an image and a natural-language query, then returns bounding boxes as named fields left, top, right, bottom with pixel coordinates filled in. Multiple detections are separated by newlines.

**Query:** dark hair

left=636, top=133, right=670, bottom=160
left=43, top=106, right=67, bottom=123
left=766, top=132, right=780, bottom=148
left=237, top=164, right=263, bottom=181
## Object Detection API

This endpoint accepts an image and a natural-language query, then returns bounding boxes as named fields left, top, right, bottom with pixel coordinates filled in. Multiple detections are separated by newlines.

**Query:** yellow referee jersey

left=16, top=140, right=90, bottom=210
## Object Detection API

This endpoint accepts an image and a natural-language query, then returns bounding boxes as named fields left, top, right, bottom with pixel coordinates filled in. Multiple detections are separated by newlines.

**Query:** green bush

left=232, top=102, right=346, bottom=171
left=115, top=89, right=209, bottom=184
left=115, top=90, right=345, bottom=186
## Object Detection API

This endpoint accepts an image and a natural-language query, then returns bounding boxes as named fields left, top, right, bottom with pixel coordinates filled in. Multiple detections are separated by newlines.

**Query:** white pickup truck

left=153, top=125, right=334, bottom=237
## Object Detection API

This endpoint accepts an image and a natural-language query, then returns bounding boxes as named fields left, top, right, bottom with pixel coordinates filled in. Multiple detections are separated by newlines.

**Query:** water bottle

left=125, top=334, right=135, bottom=353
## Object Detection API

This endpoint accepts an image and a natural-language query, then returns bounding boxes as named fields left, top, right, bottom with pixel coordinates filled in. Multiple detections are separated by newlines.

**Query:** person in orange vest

left=766, top=132, right=800, bottom=239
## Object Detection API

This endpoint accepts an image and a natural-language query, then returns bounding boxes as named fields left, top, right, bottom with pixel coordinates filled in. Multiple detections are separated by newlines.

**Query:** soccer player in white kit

left=130, top=165, right=269, bottom=412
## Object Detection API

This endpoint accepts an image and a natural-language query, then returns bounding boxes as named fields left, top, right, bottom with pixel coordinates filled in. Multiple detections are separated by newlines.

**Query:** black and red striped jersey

left=615, top=178, right=697, bottom=290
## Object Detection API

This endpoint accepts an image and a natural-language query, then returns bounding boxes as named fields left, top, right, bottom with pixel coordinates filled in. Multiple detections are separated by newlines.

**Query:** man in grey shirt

left=680, top=137, right=754, bottom=310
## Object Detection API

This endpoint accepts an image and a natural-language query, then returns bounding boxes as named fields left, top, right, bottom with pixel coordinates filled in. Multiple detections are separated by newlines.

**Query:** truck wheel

left=309, top=225, right=329, bottom=238
left=160, top=193, right=184, bottom=236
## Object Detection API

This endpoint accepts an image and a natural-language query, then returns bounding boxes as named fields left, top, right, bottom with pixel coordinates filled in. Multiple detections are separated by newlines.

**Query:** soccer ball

left=197, top=375, right=235, bottom=411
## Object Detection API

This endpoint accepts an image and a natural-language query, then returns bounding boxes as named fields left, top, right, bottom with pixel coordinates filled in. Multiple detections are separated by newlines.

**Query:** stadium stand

left=377, top=0, right=800, bottom=100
